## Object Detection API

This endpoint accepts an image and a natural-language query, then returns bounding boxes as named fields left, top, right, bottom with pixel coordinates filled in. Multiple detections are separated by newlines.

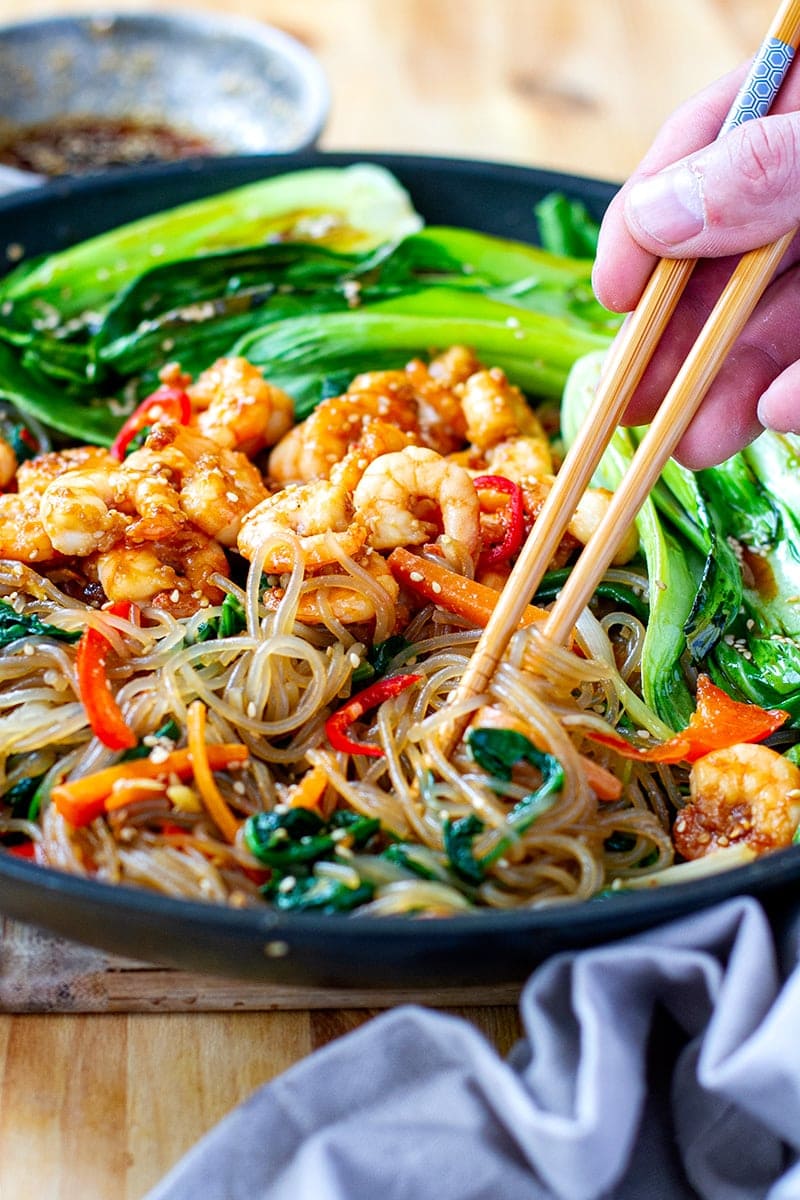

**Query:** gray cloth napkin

left=144, top=895, right=800, bottom=1200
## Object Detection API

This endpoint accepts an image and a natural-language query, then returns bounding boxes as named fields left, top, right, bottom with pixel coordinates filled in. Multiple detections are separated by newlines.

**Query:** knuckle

left=733, top=118, right=800, bottom=201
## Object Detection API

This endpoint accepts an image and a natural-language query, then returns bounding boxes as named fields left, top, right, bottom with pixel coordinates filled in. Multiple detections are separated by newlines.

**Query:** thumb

left=623, top=113, right=800, bottom=258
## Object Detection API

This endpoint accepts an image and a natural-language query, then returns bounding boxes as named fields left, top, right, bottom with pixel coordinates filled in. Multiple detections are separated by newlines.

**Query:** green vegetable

left=0, top=600, right=81, bottom=649
left=659, top=429, right=800, bottom=720
left=350, top=634, right=413, bottom=688
left=244, top=807, right=331, bottom=868
left=120, top=717, right=181, bottom=763
left=534, top=192, right=602, bottom=259
left=244, top=806, right=380, bottom=871
left=0, top=174, right=619, bottom=442
left=442, top=727, right=565, bottom=884
left=0, top=164, right=420, bottom=322
left=190, top=594, right=247, bottom=645
left=534, top=567, right=649, bottom=621
left=266, top=874, right=375, bottom=913
left=237, top=288, right=612, bottom=419
left=4, top=775, right=45, bottom=821
left=561, top=352, right=698, bottom=727
left=443, top=814, right=487, bottom=886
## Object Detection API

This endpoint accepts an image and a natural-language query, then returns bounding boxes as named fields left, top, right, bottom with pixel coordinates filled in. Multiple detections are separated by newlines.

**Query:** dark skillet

left=1, top=152, right=798, bottom=990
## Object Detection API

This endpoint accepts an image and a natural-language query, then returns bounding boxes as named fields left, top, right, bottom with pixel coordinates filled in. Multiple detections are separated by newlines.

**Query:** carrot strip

left=104, top=778, right=169, bottom=812
left=388, top=547, right=547, bottom=629
left=51, top=744, right=249, bottom=827
left=186, top=700, right=242, bottom=844
left=578, top=755, right=623, bottom=802
left=287, top=764, right=329, bottom=812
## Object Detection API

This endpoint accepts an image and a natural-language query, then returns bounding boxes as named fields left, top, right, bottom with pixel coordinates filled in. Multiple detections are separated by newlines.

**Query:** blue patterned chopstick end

left=722, top=35, right=795, bottom=133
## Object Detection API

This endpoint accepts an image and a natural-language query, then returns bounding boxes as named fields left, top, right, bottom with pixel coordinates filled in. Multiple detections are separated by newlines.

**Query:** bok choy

left=562, top=351, right=800, bottom=728
left=0, top=166, right=620, bottom=442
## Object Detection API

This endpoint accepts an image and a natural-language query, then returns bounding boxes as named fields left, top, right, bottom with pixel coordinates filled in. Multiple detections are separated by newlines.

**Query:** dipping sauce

left=0, top=115, right=217, bottom=176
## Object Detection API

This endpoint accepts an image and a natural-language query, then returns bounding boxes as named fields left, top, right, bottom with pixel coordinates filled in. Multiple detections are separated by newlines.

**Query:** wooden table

left=0, top=1, right=782, bottom=1195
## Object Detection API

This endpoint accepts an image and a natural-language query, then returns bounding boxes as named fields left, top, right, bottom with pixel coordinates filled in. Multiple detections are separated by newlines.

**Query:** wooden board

left=0, top=919, right=521, bottom=1012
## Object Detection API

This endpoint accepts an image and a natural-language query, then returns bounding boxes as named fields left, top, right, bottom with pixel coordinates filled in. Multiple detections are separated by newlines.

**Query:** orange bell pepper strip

left=51, top=744, right=249, bottom=827
left=589, top=675, right=789, bottom=764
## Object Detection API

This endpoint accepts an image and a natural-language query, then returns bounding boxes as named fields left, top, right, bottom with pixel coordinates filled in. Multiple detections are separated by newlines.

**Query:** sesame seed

left=264, top=939, right=290, bottom=958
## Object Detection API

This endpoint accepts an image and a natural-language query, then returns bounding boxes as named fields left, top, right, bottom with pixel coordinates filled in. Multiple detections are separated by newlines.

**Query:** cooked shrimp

left=674, top=742, right=800, bottom=859
left=427, top=345, right=482, bottom=388
left=483, top=434, right=553, bottom=481
left=39, top=468, right=132, bottom=557
left=268, top=386, right=420, bottom=485
left=521, top=476, right=639, bottom=566
left=355, top=361, right=467, bottom=455
left=353, top=445, right=481, bottom=560
left=188, top=356, right=294, bottom=453
left=237, top=479, right=367, bottom=573
left=96, top=532, right=228, bottom=615
left=0, top=437, right=17, bottom=489
left=330, top=419, right=415, bottom=492
left=459, top=367, right=546, bottom=452
left=178, top=452, right=267, bottom=547
left=263, top=549, right=399, bottom=626
left=0, top=492, right=60, bottom=562
left=16, top=446, right=118, bottom=497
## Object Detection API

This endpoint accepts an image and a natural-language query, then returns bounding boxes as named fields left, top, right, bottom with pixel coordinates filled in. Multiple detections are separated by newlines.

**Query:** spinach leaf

left=266, top=874, right=375, bottom=913
left=0, top=600, right=81, bottom=648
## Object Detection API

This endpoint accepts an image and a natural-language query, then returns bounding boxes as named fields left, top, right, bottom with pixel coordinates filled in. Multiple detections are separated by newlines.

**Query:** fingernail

left=626, top=166, right=705, bottom=245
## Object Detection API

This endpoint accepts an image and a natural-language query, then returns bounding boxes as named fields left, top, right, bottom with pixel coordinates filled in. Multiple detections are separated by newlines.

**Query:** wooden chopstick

left=543, top=229, right=794, bottom=643
left=438, top=0, right=800, bottom=752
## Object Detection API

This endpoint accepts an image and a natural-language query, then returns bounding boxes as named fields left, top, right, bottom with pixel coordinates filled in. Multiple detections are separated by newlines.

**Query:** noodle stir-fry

left=0, top=346, right=794, bottom=916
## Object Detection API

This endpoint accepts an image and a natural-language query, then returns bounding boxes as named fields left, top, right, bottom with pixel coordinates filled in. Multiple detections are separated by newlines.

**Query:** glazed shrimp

left=262, top=549, right=400, bottom=626
left=95, top=532, right=228, bottom=615
left=16, top=446, right=118, bottom=497
left=354, top=361, right=467, bottom=455
left=0, top=437, right=17, bottom=489
left=0, top=492, right=60, bottom=562
left=521, top=476, right=639, bottom=566
left=39, top=468, right=132, bottom=557
left=459, top=366, right=548, bottom=452
left=329, top=419, right=415, bottom=492
left=353, top=445, right=481, bottom=560
left=673, top=742, right=800, bottom=859
left=427, top=345, right=482, bottom=388
left=268, top=386, right=420, bottom=486
left=179, top=451, right=268, bottom=547
left=483, top=434, right=553, bottom=482
left=237, top=479, right=367, bottom=573
left=187, top=356, right=294, bottom=454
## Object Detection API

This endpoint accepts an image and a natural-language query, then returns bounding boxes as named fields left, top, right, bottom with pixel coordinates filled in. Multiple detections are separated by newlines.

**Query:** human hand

left=592, top=61, right=800, bottom=468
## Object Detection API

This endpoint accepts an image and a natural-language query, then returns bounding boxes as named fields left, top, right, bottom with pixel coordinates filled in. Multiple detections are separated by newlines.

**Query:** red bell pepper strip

left=325, top=673, right=422, bottom=757
left=5, top=842, right=36, bottom=859
left=473, top=474, right=525, bottom=566
left=110, top=385, right=191, bottom=460
left=76, top=602, right=139, bottom=752
left=589, top=675, right=789, bottom=764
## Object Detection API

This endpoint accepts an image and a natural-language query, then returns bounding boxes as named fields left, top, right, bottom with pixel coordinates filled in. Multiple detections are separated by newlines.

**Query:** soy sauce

left=0, top=115, right=217, bottom=176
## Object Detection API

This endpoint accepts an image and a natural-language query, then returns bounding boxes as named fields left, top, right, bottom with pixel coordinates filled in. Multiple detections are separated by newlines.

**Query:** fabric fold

left=145, top=896, right=800, bottom=1200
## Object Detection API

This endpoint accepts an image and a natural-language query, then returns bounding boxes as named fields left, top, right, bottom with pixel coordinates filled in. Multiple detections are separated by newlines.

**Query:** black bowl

left=2, top=152, right=798, bottom=989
